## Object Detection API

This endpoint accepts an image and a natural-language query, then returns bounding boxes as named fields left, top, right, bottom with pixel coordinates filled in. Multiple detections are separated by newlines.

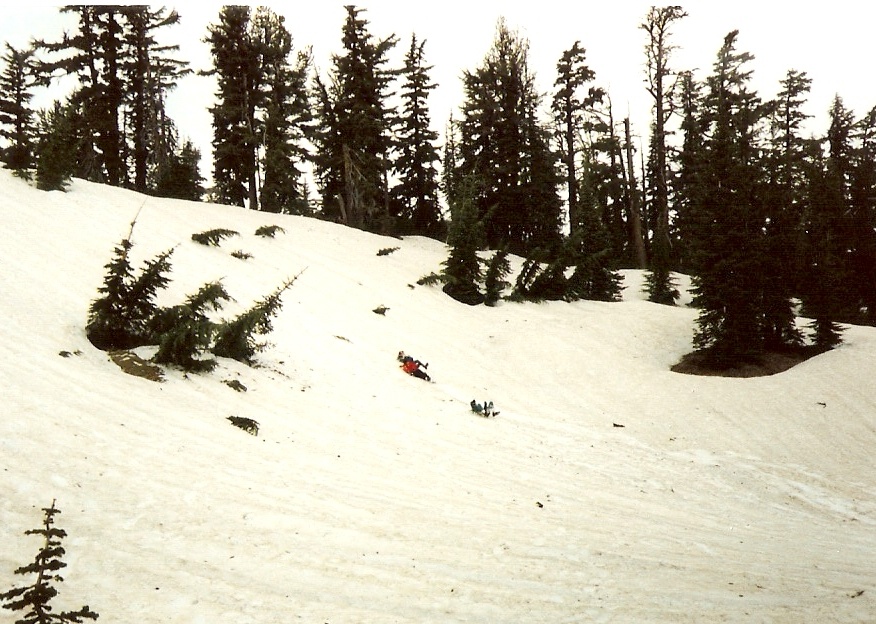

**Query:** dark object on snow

left=373, top=305, right=389, bottom=315
left=398, top=351, right=430, bottom=381
left=613, top=422, right=625, bottom=428
left=227, top=416, right=259, bottom=436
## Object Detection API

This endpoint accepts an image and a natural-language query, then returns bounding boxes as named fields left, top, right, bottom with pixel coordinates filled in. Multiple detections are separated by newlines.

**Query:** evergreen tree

left=0, top=44, right=38, bottom=173
left=441, top=175, right=484, bottom=305
left=689, top=31, right=772, bottom=363
left=34, top=101, right=78, bottom=192
left=212, top=275, right=300, bottom=363
left=673, top=70, right=706, bottom=274
left=35, top=6, right=105, bottom=182
left=641, top=6, right=686, bottom=305
left=800, top=96, right=853, bottom=348
left=849, top=105, right=876, bottom=323
left=550, top=41, right=601, bottom=234
left=456, top=18, right=562, bottom=256
left=760, top=69, right=812, bottom=347
left=121, top=6, right=190, bottom=193
left=0, top=501, right=98, bottom=623
left=253, top=7, right=314, bottom=215
left=204, top=5, right=260, bottom=208
left=152, top=139, right=205, bottom=201
left=86, top=232, right=174, bottom=351
left=565, top=159, right=623, bottom=302
left=483, top=249, right=511, bottom=306
left=392, top=34, right=443, bottom=237
left=152, top=281, right=230, bottom=372
left=312, top=6, right=397, bottom=230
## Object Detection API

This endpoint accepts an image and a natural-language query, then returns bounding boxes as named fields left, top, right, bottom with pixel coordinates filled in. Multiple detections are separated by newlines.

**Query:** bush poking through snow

left=0, top=501, right=99, bottom=623
left=227, top=416, right=259, bottom=435
left=255, top=225, right=285, bottom=238
left=377, top=246, right=399, bottom=256
left=191, top=228, right=239, bottom=246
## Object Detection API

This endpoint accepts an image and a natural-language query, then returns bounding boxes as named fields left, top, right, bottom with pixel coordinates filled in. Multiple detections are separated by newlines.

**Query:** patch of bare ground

left=672, top=346, right=824, bottom=378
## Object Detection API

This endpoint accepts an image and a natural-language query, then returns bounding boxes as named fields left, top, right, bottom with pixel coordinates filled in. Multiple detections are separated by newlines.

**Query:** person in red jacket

left=397, top=351, right=430, bottom=381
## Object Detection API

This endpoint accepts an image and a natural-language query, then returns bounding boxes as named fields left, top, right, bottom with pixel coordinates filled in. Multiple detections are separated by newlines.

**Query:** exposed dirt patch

left=109, top=350, right=164, bottom=382
left=672, top=346, right=824, bottom=378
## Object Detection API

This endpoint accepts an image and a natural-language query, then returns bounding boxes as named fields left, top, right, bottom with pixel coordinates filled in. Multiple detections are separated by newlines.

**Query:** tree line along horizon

left=1, top=5, right=874, bottom=365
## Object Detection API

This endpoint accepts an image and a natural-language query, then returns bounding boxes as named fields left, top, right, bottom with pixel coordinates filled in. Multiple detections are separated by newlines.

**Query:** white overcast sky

left=4, top=2, right=875, bottom=174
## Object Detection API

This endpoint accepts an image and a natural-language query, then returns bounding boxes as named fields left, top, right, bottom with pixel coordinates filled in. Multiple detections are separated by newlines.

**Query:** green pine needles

left=212, top=272, right=303, bottom=363
left=87, top=221, right=302, bottom=372
left=1, top=501, right=99, bottom=623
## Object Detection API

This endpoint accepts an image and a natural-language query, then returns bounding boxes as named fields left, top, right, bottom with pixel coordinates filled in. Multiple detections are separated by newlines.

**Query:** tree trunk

left=624, top=117, right=648, bottom=269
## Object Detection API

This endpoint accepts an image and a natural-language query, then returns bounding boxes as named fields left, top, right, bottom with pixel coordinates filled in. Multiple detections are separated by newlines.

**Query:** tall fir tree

left=391, top=34, right=443, bottom=237
left=760, top=69, right=812, bottom=348
left=34, top=100, right=78, bottom=191
left=253, top=7, right=314, bottom=215
left=641, top=6, right=686, bottom=305
left=0, top=44, right=38, bottom=173
left=688, top=31, right=773, bottom=363
left=121, top=6, right=190, bottom=193
left=849, top=105, right=876, bottom=323
left=800, top=96, right=854, bottom=348
left=204, top=5, right=260, bottom=208
left=550, top=41, right=601, bottom=235
left=313, top=5, right=397, bottom=230
left=456, top=18, right=562, bottom=256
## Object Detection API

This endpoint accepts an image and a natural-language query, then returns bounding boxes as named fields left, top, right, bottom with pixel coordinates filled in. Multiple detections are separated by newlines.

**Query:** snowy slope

left=1, top=172, right=874, bottom=623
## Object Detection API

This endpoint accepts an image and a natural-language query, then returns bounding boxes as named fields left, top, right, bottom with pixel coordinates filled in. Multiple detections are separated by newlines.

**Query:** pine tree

left=392, top=34, right=443, bottom=237
left=483, top=249, right=511, bottom=306
left=34, top=101, right=78, bottom=191
left=760, top=69, right=812, bottom=348
left=673, top=70, right=706, bottom=274
left=689, top=31, right=772, bottom=363
left=312, top=6, right=397, bottom=230
left=0, top=43, right=38, bottom=173
left=121, top=6, right=190, bottom=193
left=641, top=6, right=687, bottom=305
left=849, top=105, right=876, bottom=324
left=551, top=41, right=601, bottom=234
left=152, top=281, right=230, bottom=372
left=457, top=18, right=562, bottom=256
left=253, top=8, right=314, bottom=215
left=152, top=139, right=205, bottom=201
left=800, top=96, right=853, bottom=349
left=212, top=274, right=301, bottom=363
left=204, top=6, right=260, bottom=208
left=0, top=501, right=98, bottom=623
left=86, top=230, right=174, bottom=351
left=566, top=160, right=623, bottom=302
left=441, top=175, right=484, bottom=305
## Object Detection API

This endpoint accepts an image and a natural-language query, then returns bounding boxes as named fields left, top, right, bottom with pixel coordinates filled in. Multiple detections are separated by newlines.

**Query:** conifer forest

left=2, top=5, right=875, bottom=368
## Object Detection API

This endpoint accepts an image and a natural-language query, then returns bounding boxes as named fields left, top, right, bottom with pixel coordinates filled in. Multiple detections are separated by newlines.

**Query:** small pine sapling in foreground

left=191, top=228, right=239, bottom=246
left=254, top=225, right=285, bottom=238
left=1, top=500, right=99, bottom=623
left=151, top=281, right=232, bottom=372
left=211, top=270, right=304, bottom=363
